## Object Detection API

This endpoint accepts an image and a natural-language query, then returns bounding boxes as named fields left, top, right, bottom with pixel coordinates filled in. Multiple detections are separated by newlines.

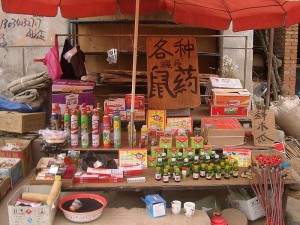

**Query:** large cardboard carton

left=52, top=79, right=95, bottom=113
left=8, top=185, right=60, bottom=225
left=0, top=176, right=10, bottom=200
left=0, top=139, right=33, bottom=177
left=0, top=111, right=46, bottom=133
left=201, top=118, right=245, bottom=146
left=227, top=197, right=265, bottom=221
left=0, top=158, right=22, bottom=188
left=211, top=88, right=251, bottom=106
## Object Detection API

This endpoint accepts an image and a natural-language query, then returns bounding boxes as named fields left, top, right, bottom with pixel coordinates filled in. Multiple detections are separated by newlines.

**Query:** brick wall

left=274, top=25, right=299, bottom=96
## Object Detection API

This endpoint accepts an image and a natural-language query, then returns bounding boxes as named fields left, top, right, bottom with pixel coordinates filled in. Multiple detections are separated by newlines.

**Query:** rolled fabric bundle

left=10, top=89, right=47, bottom=109
left=22, top=192, right=49, bottom=202
left=7, top=71, right=46, bottom=89
left=46, top=180, right=62, bottom=206
left=8, top=75, right=49, bottom=95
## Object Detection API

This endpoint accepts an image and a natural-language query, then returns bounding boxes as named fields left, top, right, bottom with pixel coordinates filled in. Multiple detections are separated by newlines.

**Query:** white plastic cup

left=171, top=200, right=181, bottom=214
left=183, top=202, right=195, bottom=217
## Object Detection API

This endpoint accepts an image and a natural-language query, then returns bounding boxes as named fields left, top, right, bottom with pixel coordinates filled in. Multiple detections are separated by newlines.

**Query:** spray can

left=55, top=103, right=62, bottom=130
left=140, top=125, right=149, bottom=146
left=103, top=111, right=110, bottom=148
left=92, top=109, right=100, bottom=148
left=63, top=105, right=71, bottom=144
left=113, top=111, right=121, bottom=149
left=51, top=107, right=59, bottom=130
left=109, top=109, right=114, bottom=145
left=70, top=110, right=79, bottom=147
left=87, top=106, right=92, bottom=144
left=81, top=110, right=89, bottom=148
left=96, top=103, right=103, bottom=123
left=75, top=105, right=81, bottom=141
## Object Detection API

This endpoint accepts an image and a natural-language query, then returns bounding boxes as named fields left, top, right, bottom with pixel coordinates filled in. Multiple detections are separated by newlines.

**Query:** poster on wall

left=146, top=37, right=200, bottom=109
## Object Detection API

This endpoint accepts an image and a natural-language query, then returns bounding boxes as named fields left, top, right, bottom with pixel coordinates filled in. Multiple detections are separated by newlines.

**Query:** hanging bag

left=34, top=35, right=63, bottom=80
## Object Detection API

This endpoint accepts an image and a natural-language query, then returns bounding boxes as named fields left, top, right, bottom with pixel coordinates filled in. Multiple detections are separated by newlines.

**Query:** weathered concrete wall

left=0, top=3, right=68, bottom=98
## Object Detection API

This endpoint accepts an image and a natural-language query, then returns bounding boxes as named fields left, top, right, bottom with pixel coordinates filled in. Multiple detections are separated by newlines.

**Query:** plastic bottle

left=70, top=109, right=79, bottom=147
left=161, top=152, right=167, bottom=166
left=181, top=167, right=187, bottom=179
left=163, top=168, right=169, bottom=183
left=75, top=105, right=81, bottom=141
left=174, top=168, right=181, bottom=182
left=96, top=103, right=103, bottom=123
left=92, top=109, right=100, bottom=148
left=233, top=163, right=239, bottom=178
left=140, top=125, right=149, bottom=146
left=63, top=105, right=71, bottom=144
left=157, top=158, right=164, bottom=174
left=177, top=152, right=184, bottom=169
left=224, top=165, right=231, bottom=179
left=81, top=110, right=89, bottom=148
left=87, top=106, right=92, bottom=144
left=200, top=164, right=206, bottom=178
left=215, top=166, right=222, bottom=180
left=206, top=165, right=213, bottom=180
left=170, top=158, right=177, bottom=177
left=103, top=110, right=110, bottom=148
left=113, top=111, right=121, bottom=149
left=192, top=165, right=199, bottom=180
left=55, top=103, right=62, bottom=130
left=155, top=167, right=162, bottom=181
left=183, top=158, right=190, bottom=176
left=214, top=154, right=221, bottom=166
left=51, top=107, right=59, bottom=130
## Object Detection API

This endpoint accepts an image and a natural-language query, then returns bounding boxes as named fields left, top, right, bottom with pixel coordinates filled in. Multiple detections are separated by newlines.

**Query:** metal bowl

left=58, top=193, right=107, bottom=223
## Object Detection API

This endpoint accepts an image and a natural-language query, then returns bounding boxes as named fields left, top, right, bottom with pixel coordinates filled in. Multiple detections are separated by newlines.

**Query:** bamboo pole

left=265, top=28, right=274, bottom=109
left=130, top=0, right=140, bottom=147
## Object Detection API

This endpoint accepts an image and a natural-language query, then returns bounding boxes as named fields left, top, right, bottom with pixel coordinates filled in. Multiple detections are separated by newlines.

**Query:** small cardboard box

left=142, top=194, right=166, bottom=218
left=166, top=117, right=193, bottom=134
left=227, top=197, right=265, bottom=221
left=0, top=158, right=22, bottom=188
left=125, top=94, right=145, bottom=110
left=104, top=98, right=125, bottom=111
left=8, top=185, right=60, bottom=225
left=211, top=88, right=251, bottom=106
left=201, top=118, right=245, bottom=146
left=126, top=109, right=145, bottom=121
left=0, top=139, right=33, bottom=177
left=0, top=176, right=10, bottom=200
left=119, top=148, right=147, bottom=169
left=210, top=105, right=249, bottom=117
left=147, top=110, right=166, bottom=132
left=0, top=111, right=46, bottom=133
left=223, top=148, right=252, bottom=167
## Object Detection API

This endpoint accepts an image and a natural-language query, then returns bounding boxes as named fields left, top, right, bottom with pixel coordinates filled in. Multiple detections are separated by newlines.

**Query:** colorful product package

left=167, top=147, right=179, bottom=158
left=190, top=136, right=204, bottom=149
left=147, top=157, right=157, bottom=167
left=223, top=148, right=252, bottom=167
left=119, top=148, right=147, bottom=169
left=151, top=146, right=164, bottom=158
left=202, top=145, right=212, bottom=155
left=175, top=136, right=189, bottom=149
left=159, top=137, right=172, bottom=149
left=147, top=110, right=166, bottom=132
left=183, top=147, right=195, bottom=158
left=166, top=117, right=193, bottom=135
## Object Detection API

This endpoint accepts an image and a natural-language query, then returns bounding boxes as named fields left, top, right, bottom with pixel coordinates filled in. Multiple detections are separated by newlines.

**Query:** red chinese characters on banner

left=146, top=37, right=200, bottom=109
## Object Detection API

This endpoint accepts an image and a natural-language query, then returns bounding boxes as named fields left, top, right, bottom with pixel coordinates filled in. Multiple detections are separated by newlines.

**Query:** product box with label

left=166, top=117, right=193, bottom=134
left=166, top=108, right=191, bottom=117
left=147, top=110, right=166, bottom=131
left=201, top=118, right=245, bottom=146
left=0, top=176, right=10, bottom=200
left=142, top=194, right=166, bottom=218
left=211, top=88, right=251, bottom=106
left=0, top=139, right=33, bottom=177
left=0, top=158, right=22, bottom=188
left=210, top=105, right=249, bottom=117
left=223, top=148, right=252, bottom=167
left=126, top=109, right=145, bottom=121
left=0, top=111, right=46, bottom=133
left=119, top=148, right=147, bottom=169
left=52, top=79, right=95, bottom=113
left=104, top=98, right=125, bottom=111
left=8, top=185, right=60, bottom=225
left=227, top=197, right=265, bottom=221
left=125, top=94, right=145, bottom=110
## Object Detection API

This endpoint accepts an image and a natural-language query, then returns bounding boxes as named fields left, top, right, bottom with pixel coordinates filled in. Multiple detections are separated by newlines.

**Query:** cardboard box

left=104, top=98, right=125, bottom=111
left=0, top=139, right=33, bottom=177
left=52, top=79, right=95, bottom=113
left=0, top=158, right=22, bottom=188
left=201, top=118, right=245, bottom=146
left=212, top=88, right=251, bottom=106
left=125, top=94, right=145, bottom=110
left=147, top=110, right=166, bottom=132
left=126, top=109, right=145, bottom=121
left=227, top=197, right=265, bottom=221
left=223, top=148, right=252, bottom=167
left=0, top=111, right=46, bottom=133
left=210, top=105, right=249, bottom=117
left=0, top=176, right=10, bottom=200
left=166, top=117, right=193, bottom=134
left=166, top=108, right=191, bottom=117
left=119, top=148, right=147, bottom=169
left=142, top=194, right=166, bottom=218
left=8, top=185, right=60, bottom=225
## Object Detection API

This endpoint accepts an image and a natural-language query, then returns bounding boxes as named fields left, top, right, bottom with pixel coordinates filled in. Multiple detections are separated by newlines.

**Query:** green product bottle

left=177, top=152, right=184, bottom=169
left=205, top=155, right=211, bottom=165
left=170, top=158, right=177, bottom=177
left=220, top=161, right=225, bottom=176
left=200, top=163, right=206, bottom=178
left=113, top=111, right=121, bottom=149
left=233, top=163, right=239, bottom=178
left=199, top=152, right=206, bottom=163
left=224, top=165, right=231, bottom=179
left=157, top=158, right=164, bottom=174
left=210, top=150, right=216, bottom=161
left=181, top=167, right=187, bottom=180
left=193, top=155, right=200, bottom=168
left=206, top=166, right=213, bottom=180
left=183, top=158, right=190, bottom=176
left=161, top=152, right=167, bottom=166
left=81, top=110, right=89, bottom=148
left=163, top=168, right=169, bottom=183
left=75, top=105, right=81, bottom=141
left=214, top=154, right=221, bottom=166
left=215, top=166, right=222, bottom=180
left=209, top=163, right=215, bottom=177
left=63, top=105, right=71, bottom=144
left=174, top=168, right=181, bottom=182
left=96, top=103, right=103, bottom=123
left=187, top=152, right=194, bottom=169
left=221, top=152, right=228, bottom=162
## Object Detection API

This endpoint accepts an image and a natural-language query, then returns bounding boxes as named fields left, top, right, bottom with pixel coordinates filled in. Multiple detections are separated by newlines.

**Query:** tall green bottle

left=81, top=110, right=89, bottom=148
left=63, top=105, right=71, bottom=144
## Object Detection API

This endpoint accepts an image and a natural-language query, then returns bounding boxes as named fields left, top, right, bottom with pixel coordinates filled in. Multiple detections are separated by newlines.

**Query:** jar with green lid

left=233, top=163, right=239, bottom=178
left=215, top=166, right=222, bottom=180
left=206, top=165, right=213, bottom=180
left=224, top=165, right=231, bottom=179
left=200, top=163, right=206, bottom=178
left=155, top=167, right=161, bottom=181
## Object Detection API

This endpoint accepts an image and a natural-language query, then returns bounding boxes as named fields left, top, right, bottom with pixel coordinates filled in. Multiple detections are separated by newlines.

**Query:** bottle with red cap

left=103, top=109, right=110, bottom=148
left=64, top=105, right=71, bottom=144
left=92, top=109, right=100, bottom=148
left=70, top=109, right=79, bottom=147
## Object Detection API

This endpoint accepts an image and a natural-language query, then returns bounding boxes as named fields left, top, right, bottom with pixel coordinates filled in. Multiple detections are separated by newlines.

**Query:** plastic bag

left=34, top=35, right=62, bottom=80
